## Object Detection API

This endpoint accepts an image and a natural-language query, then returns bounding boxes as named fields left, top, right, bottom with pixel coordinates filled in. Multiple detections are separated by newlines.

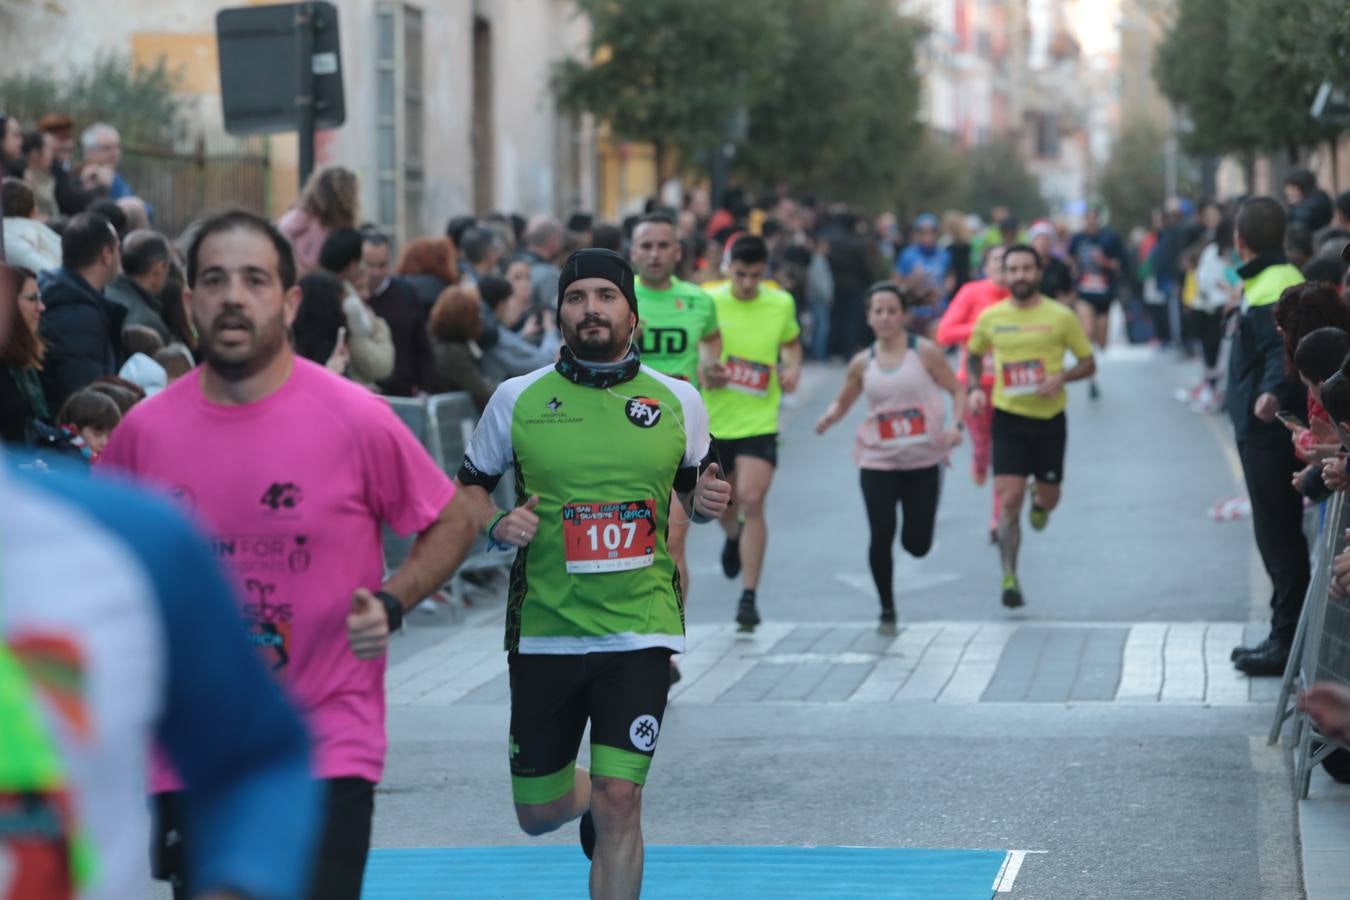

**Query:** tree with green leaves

left=736, top=0, right=926, bottom=206
left=893, top=132, right=971, bottom=222
left=551, top=0, right=790, bottom=177
left=1226, top=0, right=1342, bottom=161
left=964, top=138, right=1046, bottom=223
left=1155, top=0, right=1344, bottom=164
left=1098, top=117, right=1167, bottom=234
left=0, top=53, right=184, bottom=148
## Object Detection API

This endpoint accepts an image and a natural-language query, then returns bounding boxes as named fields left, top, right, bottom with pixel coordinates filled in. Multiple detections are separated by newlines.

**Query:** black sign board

left=217, top=2, right=345, bottom=185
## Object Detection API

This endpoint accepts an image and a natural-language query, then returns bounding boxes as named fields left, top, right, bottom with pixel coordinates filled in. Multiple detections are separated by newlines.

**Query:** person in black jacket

left=1284, top=169, right=1334, bottom=234
left=362, top=229, right=435, bottom=396
left=38, top=212, right=125, bottom=411
left=1226, top=197, right=1310, bottom=676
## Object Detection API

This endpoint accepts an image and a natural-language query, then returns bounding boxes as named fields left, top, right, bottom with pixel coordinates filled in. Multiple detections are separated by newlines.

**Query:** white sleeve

left=459, top=384, right=515, bottom=487
left=675, top=381, right=712, bottom=469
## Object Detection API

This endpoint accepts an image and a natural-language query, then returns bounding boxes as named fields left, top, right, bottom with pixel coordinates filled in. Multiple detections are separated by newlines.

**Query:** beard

left=1009, top=280, right=1038, bottom=301
left=563, top=313, right=634, bottom=362
left=196, top=307, right=289, bottom=381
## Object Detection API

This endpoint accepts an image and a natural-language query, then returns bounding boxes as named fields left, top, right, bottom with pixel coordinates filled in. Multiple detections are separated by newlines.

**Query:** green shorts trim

left=591, top=744, right=653, bottom=787
left=511, top=759, right=576, bottom=806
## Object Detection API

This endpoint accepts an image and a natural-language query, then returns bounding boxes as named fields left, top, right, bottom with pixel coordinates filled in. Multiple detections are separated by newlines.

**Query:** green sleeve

left=967, top=311, right=990, bottom=354
left=1065, top=313, right=1094, bottom=360
left=781, top=300, right=801, bottom=344
left=702, top=295, right=719, bottom=339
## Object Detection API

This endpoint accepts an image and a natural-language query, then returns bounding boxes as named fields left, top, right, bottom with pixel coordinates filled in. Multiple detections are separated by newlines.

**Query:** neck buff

left=555, top=344, right=641, bottom=389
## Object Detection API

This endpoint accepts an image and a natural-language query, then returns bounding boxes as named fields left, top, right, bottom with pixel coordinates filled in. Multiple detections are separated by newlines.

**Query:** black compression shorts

left=508, top=647, right=673, bottom=805
left=991, top=409, right=1067, bottom=484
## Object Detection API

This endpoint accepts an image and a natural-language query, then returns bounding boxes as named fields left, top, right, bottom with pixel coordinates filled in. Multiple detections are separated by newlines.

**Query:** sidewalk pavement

left=1302, top=765, right=1350, bottom=898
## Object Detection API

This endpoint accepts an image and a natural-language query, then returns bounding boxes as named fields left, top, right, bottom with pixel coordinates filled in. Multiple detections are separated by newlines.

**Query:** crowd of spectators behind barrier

left=9, top=104, right=1350, bottom=773
left=5, top=110, right=1350, bottom=660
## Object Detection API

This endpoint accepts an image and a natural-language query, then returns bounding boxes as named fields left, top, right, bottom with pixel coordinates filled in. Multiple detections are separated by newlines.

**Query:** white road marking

left=1116, top=623, right=1167, bottom=701
left=1161, top=623, right=1207, bottom=702
left=676, top=623, right=795, bottom=703
left=1203, top=623, right=1250, bottom=705
left=992, top=849, right=1048, bottom=892
left=938, top=623, right=1019, bottom=703
left=894, top=622, right=980, bottom=701
left=849, top=623, right=943, bottom=703
left=834, top=571, right=963, bottom=598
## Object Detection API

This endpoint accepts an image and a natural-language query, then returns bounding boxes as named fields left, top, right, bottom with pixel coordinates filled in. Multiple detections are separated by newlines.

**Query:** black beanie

left=557, top=248, right=638, bottom=315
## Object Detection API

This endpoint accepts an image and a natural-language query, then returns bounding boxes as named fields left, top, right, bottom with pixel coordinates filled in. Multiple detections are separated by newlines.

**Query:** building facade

left=0, top=0, right=598, bottom=242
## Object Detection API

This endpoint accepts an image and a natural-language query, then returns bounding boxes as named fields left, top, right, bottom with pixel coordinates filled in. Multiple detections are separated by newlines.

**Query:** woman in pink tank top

left=816, top=283, right=966, bottom=632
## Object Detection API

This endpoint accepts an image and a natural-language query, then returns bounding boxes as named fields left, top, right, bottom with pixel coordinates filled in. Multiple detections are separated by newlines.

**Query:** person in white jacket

left=1192, top=219, right=1240, bottom=411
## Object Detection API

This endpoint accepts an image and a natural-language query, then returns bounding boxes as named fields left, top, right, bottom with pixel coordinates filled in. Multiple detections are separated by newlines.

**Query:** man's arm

left=779, top=338, right=804, bottom=393
left=966, top=350, right=984, bottom=386
left=936, top=285, right=978, bottom=346
left=379, top=489, right=483, bottom=610
left=1251, top=304, right=1290, bottom=418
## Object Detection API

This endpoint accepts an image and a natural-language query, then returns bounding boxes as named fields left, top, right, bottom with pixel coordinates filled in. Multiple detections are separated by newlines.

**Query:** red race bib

left=1079, top=272, right=1108, bottom=294
left=1002, top=359, right=1047, bottom=396
left=726, top=356, right=771, bottom=396
left=876, top=408, right=928, bottom=445
left=562, top=500, right=658, bottom=573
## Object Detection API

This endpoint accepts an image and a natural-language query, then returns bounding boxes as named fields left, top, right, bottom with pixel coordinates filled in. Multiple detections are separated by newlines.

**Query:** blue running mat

left=363, top=845, right=1008, bottom=898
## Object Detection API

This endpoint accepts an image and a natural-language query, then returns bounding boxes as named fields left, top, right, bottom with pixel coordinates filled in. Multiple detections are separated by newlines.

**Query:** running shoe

left=735, top=595, right=760, bottom=629
left=1001, top=574, right=1024, bottom=609
left=580, top=810, right=596, bottom=860
left=878, top=608, right=898, bottom=635
left=1028, top=505, right=1050, bottom=532
left=721, top=533, right=742, bottom=579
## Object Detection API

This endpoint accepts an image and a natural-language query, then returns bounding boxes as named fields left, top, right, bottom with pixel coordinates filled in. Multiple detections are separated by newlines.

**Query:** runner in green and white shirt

left=630, top=211, right=721, bottom=624
left=453, top=249, right=731, bottom=899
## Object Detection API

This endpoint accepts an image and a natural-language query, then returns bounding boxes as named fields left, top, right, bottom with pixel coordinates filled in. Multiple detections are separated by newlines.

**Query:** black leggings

left=860, top=466, right=941, bottom=610
left=1195, top=310, right=1223, bottom=374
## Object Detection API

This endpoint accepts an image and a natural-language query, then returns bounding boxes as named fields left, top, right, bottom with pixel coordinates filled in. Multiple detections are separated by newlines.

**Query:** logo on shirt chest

left=625, top=397, right=662, bottom=428
left=259, top=482, right=304, bottom=517
left=525, top=396, right=583, bottom=425
left=638, top=327, right=689, bottom=356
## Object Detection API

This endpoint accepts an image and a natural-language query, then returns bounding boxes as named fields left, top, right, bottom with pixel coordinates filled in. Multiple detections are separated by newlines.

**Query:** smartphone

left=1276, top=410, right=1308, bottom=430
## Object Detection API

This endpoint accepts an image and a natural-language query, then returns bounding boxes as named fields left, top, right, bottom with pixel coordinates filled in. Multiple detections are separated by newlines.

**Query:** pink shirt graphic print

left=99, top=357, right=454, bottom=789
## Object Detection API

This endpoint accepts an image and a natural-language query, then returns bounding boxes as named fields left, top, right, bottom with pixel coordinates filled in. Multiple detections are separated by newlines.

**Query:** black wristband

left=375, top=590, right=405, bottom=633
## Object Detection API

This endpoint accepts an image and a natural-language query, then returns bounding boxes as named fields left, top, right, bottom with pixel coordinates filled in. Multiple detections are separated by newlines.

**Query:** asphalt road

left=377, top=345, right=1302, bottom=899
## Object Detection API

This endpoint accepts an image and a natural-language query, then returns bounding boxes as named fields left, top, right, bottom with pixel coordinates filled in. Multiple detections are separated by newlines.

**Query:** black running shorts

left=508, top=647, right=673, bottom=805
left=1078, top=293, right=1114, bottom=316
left=716, top=433, right=778, bottom=474
left=991, top=409, right=1067, bottom=484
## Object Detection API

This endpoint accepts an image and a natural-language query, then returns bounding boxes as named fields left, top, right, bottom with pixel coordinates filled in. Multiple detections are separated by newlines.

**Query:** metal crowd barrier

left=1270, top=491, right=1350, bottom=797
left=383, top=392, right=515, bottom=604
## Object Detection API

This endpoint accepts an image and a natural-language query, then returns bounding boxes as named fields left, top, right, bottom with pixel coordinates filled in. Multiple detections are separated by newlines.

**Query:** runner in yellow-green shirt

left=967, top=243, right=1095, bottom=610
left=631, top=212, right=721, bottom=612
left=703, top=234, right=803, bottom=630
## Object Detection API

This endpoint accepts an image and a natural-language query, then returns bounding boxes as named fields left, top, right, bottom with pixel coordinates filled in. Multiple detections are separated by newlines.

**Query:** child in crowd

left=56, top=388, right=121, bottom=462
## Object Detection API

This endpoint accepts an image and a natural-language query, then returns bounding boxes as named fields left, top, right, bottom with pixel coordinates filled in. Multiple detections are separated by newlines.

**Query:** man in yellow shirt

left=967, top=244, right=1096, bottom=608
left=703, top=235, right=803, bottom=629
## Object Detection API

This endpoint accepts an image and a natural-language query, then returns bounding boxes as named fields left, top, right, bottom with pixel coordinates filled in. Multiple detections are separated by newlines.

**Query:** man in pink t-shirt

left=99, top=210, right=476, bottom=900
left=936, top=243, right=1009, bottom=538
